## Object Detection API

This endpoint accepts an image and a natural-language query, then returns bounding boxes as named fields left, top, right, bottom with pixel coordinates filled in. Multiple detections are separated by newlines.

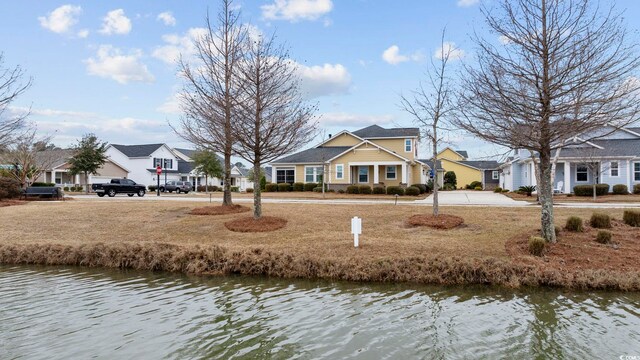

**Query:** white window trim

left=404, top=139, right=412, bottom=153
left=335, top=164, right=344, bottom=180
left=609, top=161, right=619, bottom=177
left=492, top=170, right=499, bottom=180
left=358, top=166, right=369, bottom=183
left=576, top=165, right=589, bottom=182
left=304, top=165, right=323, bottom=183
left=385, top=165, right=397, bottom=180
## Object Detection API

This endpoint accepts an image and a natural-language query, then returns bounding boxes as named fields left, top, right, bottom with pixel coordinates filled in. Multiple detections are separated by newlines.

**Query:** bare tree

left=0, top=53, right=32, bottom=149
left=174, top=0, right=247, bottom=207
left=571, top=144, right=612, bottom=200
left=0, top=128, right=56, bottom=188
left=401, top=30, right=456, bottom=216
left=455, top=0, right=640, bottom=242
left=233, top=33, right=317, bottom=219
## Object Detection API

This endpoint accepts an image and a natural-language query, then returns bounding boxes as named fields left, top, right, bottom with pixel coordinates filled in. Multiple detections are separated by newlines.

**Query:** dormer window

left=405, top=139, right=412, bottom=152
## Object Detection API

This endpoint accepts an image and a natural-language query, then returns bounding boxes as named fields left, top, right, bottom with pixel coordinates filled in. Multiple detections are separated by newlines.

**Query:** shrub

left=474, top=186, right=483, bottom=191
left=265, top=183, right=278, bottom=192
left=292, top=182, right=304, bottom=192
left=405, top=186, right=420, bottom=196
left=411, top=184, right=427, bottom=194
left=337, top=189, right=345, bottom=194
left=554, top=225, right=561, bottom=237
left=590, top=213, right=611, bottom=229
left=596, top=230, right=612, bottom=244
left=528, top=236, right=545, bottom=256
left=260, top=176, right=267, bottom=191
left=612, top=184, right=629, bottom=195
left=196, top=185, right=205, bottom=192
left=634, top=184, right=640, bottom=194
left=444, top=171, right=457, bottom=188
left=386, top=186, right=405, bottom=196
left=565, top=216, right=584, bottom=232
left=346, top=185, right=359, bottom=194
left=328, top=189, right=335, bottom=193
left=230, top=186, right=240, bottom=192
left=211, top=186, right=220, bottom=192
left=623, top=210, right=640, bottom=227
left=148, top=185, right=157, bottom=191
left=31, top=182, right=55, bottom=187
left=358, top=185, right=372, bottom=194
left=312, top=186, right=323, bottom=192
left=277, top=183, right=290, bottom=192
left=442, top=184, right=455, bottom=191
left=0, top=177, right=22, bottom=200
left=494, top=187, right=502, bottom=193
left=518, top=185, right=536, bottom=196
left=303, top=183, right=317, bottom=192
left=502, top=189, right=509, bottom=193
left=467, top=181, right=482, bottom=190
left=372, top=186, right=385, bottom=194
left=63, top=186, right=70, bottom=192
left=246, top=188, right=254, bottom=193
left=573, top=184, right=609, bottom=196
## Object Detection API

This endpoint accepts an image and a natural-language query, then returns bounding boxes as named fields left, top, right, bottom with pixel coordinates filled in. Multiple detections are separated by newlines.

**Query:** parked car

left=92, top=179, right=146, bottom=197
left=159, top=180, right=192, bottom=194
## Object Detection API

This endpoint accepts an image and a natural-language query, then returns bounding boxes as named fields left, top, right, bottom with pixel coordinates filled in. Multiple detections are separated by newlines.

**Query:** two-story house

left=419, top=147, right=501, bottom=190
left=269, top=125, right=430, bottom=190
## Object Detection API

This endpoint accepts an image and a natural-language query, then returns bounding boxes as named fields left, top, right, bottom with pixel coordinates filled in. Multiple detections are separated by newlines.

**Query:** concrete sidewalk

left=416, top=190, right=525, bottom=206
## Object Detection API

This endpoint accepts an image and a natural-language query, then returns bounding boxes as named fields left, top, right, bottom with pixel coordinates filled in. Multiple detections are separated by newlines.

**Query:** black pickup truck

left=92, top=179, right=146, bottom=197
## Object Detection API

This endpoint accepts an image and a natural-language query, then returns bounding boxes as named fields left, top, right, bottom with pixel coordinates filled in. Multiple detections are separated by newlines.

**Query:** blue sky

left=2, top=0, right=640, bottom=160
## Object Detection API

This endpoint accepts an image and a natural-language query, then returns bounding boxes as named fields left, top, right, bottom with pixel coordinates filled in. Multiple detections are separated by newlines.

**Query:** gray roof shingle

left=174, top=148, right=196, bottom=159
left=178, top=160, right=194, bottom=174
left=458, top=160, right=501, bottom=170
left=271, top=146, right=352, bottom=164
left=454, top=150, right=468, bottom=159
left=556, top=139, right=640, bottom=158
left=352, top=125, right=419, bottom=138
left=112, top=144, right=164, bottom=157
left=417, top=159, right=442, bottom=170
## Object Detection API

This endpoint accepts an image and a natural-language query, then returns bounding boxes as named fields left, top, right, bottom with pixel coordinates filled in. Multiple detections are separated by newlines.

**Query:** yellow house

left=270, top=125, right=430, bottom=190
left=431, top=147, right=501, bottom=189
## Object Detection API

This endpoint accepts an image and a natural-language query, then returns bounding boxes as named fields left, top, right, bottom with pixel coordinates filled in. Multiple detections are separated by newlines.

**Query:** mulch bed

left=0, top=200, right=27, bottom=207
left=189, top=205, right=250, bottom=216
left=405, top=214, right=464, bottom=229
left=506, top=219, right=640, bottom=272
left=224, top=216, right=287, bottom=233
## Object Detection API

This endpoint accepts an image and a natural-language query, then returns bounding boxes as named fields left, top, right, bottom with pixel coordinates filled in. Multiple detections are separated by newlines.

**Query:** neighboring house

left=107, top=144, right=184, bottom=187
left=174, top=148, right=253, bottom=191
left=499, top=126, right=640, bottom=193
left=269, top=124, right=430, bottom=190
left=421, top=147, right=501, bottom=190
left=36, top=149, right=129, bottom=187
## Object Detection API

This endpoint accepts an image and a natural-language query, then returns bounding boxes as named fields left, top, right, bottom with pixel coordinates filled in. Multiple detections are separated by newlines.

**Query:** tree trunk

left=205, top=175, right=208, bottom=193
left=222, top=152, right=233, bottom=206
left=84, top=172, right=89, bottom=194
left=432, top=125, right=439, bottom=217
left=538, top=150, right=557, bottom=243
left=593, top=182, right=597, bottom=201
left=253, top=161, right=262, bottom=219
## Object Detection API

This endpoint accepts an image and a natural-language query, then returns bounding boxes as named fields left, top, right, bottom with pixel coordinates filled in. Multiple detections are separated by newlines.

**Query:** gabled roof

left=556, top=139, right=640, bottom=158
left=174, top=148, right=196, bottom=160
left=177, top=160, right=194, bottom=174
left=271, top=146, right=352, bottom=164
left=418, top=159, right=443, bottom=170
left=352, top=125, right=419, bottom=138
left=37, top=149, right=74, bottom=169
left=454, top=150, right=469, bottom=159
left=111, top=144, right=164, bottom=157
left=458, top=160, right=501, bottom=170
left=326, top=140, right=412, bottom=162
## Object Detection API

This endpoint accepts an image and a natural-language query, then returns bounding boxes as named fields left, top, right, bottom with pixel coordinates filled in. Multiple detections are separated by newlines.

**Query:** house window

left=276, top=169, right=295, bottom=184
left=405, top=139, right=412, bottom=152
left=153, top=158, right=162, bottom=167
left=305, top=166, right=323, bottom=183
left=635, top=162, right=640, bottom=181
left=164, top=159, right=173, bottom=169
left=55, top=172, right=62, bottom=185
left=336, top=164, right=344, bottom=180
left=576, top=165, right=588, bottom=182
left=386, top=166, right=397, bottom=180
left=610, top=162, right=619, bottom=177
left=358, top=166, right=369, bottom=183
left=492, top=170, right=499, bottom=180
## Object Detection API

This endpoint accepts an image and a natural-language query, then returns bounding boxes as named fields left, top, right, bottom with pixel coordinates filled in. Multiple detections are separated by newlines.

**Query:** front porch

left=348, top=162, right=408, bottom=187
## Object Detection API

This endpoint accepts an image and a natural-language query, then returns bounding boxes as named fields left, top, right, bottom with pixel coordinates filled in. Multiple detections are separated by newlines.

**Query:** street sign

left=351, top=216, right=362, bottom=247
left=156, top=166, right=162, bottom=175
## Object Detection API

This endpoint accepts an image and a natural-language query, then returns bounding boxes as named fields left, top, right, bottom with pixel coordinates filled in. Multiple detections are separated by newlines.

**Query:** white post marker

left=351, top=216, right=362, bottom=247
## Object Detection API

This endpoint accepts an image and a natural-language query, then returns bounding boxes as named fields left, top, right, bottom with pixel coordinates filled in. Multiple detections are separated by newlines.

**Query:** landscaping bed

left=189, top=205, right=250, bottom=216
left=405, top=214, right=464, bottom=229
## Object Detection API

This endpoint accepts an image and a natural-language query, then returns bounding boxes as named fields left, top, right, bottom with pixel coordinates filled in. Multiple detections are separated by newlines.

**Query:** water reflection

left=0, top=265, right=638, bottom=359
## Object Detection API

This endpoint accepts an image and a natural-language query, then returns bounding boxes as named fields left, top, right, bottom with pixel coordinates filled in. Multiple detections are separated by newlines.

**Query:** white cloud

left=319, top=112, right=394, bottom=127
left=157, top=94, right=181, bottom=114
left=262, top=0, right=333, bottom=22
left=498, top=35, right=512, bottom=44
left=85, top=45, right=154, bottom=84
left=38, top=5, right=82, bottom=34
left=152, top=27, right=208, bottom=65
left=434, top=42, right=465, bottom=60
left=457, top=0, right=480, bottom=7
left=157, top=11, right=176, bottom=26
left=382, top=45, right=423, bottom=65
left=77, top=29, right=89, bottom=38
left=295, top=63, right=351, bottom=97
left=99, top=9, right=132, bottom=35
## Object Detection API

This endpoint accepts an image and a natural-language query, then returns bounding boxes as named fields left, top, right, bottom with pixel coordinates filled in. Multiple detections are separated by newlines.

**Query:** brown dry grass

left=405, top=214, right=464, bottom=229
left=0, top=200, right=27, bottom=207
left=172, top=191, right=428, bottom=201
left=504, top=191, right=640, bottom=204
left=1, top=201, right=639, bottom=290
left=189, top=205, right=250, bottom=216
left=224, top=216, right=287, bottom=232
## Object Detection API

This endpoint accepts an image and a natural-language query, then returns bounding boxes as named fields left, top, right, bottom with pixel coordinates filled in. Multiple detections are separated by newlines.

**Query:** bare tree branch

left=0, top=53, right=32, bottom=150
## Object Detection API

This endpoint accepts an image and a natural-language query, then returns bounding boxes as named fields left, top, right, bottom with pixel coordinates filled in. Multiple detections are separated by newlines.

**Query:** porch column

left=187, top=175, right=191, bottom=190
left=373, top=164, right=379, bottom=184
left=564, top=161, right=571, bottom=193
left=627, top=160, right=632, bottom=190
left=75, top=174, right=80, bottom=185
left=401, top=163, right=407, bottom=184
left=272, top=167, right=277, bottom=183
left=51, top=170, right=56, bottom=185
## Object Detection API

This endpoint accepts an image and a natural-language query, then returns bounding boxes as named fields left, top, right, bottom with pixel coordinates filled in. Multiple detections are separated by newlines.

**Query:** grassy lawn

left=504, top=192, right=640, bottom=203
left=137, top=191, right=428, bottom=201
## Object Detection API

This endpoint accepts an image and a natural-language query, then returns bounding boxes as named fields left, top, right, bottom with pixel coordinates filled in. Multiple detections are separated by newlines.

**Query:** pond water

left=1, top=265, right=638, bottom=359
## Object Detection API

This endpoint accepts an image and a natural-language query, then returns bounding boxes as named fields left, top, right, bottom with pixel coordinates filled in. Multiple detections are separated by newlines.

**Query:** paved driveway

left=417, top=190, right=523, bottom=206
